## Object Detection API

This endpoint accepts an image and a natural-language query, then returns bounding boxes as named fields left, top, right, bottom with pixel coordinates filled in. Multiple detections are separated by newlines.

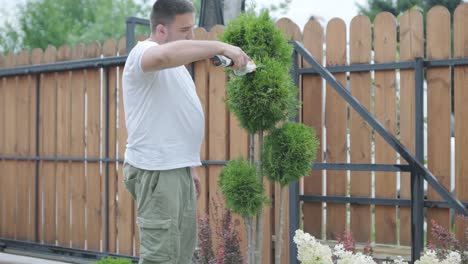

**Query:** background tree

left=0, top=0, right=150, bottom=54
left=0, top=0, right=294, bottom=54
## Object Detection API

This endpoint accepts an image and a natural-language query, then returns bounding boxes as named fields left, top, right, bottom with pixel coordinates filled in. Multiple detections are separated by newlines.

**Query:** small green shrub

left=218, top=158, right=267, bottom=217
left=262, top=122, right=319, bottom=186
left=94, top=257, right=134, bottom=264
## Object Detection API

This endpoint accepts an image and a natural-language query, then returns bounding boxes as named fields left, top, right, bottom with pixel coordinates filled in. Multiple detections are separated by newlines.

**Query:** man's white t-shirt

left=122, top=40, right=204, bottom=170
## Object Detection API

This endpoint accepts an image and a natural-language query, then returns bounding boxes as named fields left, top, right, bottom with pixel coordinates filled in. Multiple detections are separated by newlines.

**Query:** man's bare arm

left=141, top=40, right=248, bottom=72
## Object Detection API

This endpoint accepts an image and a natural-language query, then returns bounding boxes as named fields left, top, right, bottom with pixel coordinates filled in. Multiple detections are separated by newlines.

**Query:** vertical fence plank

left=0, top=54, right=4, bottom=238
left=276, top=18, right=302, bottom=44
left=85, top=41, right=102, bottom=251
left=275, top=18, right=301, bottom=263
left=426, top=6, right=452, bottom=240
left=194, top=27, right=209, bottom=217
left=15, top=50, right=33, bottom=241
left=40, top=46, right=58, bottom=244
left=207, top=25, right=228, bottom=251
left=2, top=53, right=17, bottom=240
left=117, top=37, right=135, bottom=256
left=454, top=3, right=468, bottom=244
left=30, top=49, right=43, bottom=242
left=70, top=44, right=86, bottom=249
left=349, top=15, right=372, bottom=243
left=399, top=9, right=423, bottom=246
left=26, top=49, right=37, bottom=241
left=103, top=39, right=118, bottom=253
left=302, top=19, right=324, bottom=239
left=56, top=45, right=72, bottom=247
left=325, top=18, right=348, bottom=240
left=374, top=12, right=398, bottom=244
left=278, top=17, right=304, bottom=121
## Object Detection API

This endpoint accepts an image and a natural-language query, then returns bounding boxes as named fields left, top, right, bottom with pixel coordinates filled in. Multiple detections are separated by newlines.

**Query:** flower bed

left=294, top=230, right=465, bottom=264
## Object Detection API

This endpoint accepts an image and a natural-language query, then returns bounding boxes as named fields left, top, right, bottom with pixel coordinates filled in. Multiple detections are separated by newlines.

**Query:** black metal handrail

left=292, top=41, right=467, bottom=216
left=125, top=17, right=150, bottom=54
left=288, top=40, right=468, bottom=264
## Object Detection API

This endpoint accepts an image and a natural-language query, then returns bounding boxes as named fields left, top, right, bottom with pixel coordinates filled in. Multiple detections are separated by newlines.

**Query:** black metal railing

left=288, top=40, right=468, bottom=264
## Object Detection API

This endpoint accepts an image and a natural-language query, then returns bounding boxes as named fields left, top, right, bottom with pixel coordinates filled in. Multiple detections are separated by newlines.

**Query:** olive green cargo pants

left=123, top=163, right=197, bottom=264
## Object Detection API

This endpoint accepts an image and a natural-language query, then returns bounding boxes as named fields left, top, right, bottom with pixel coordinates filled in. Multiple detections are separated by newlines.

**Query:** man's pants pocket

left=137, top=217, right=175, bottom=263
left=123, top=163, right=138, bottom=200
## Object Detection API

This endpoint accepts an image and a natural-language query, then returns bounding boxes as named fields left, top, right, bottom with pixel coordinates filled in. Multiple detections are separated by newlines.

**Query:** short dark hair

left=150, top=0, right=195, bottom=31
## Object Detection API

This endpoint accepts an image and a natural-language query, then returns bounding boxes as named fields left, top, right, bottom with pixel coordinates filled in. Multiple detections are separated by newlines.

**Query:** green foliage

left=218, top=158, right=267, bottom=218
left=0, top=21, right=20, bottom=55
left=267, top=0, right=293, bottom=15
left=424, top=0, right=462, bottom=15
left=221, top=10, right=297, bottom=133
left=94, top=257, right=134, bottom=264
left=0, top=0, right=150, bottom=54
left=357, top=0, right=399, bottom=21
left=221, top=10, right=292, bottom=67
left=262, top=122, right=319, bottom=187
left=226, top=57, right=298, bottom=133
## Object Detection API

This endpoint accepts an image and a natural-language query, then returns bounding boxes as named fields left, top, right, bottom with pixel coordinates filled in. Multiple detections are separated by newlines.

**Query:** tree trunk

left=249, top=133, right=255, bottom=165
left=255, top=130, right=264, bottom=264
left=245, top=216, right=255, bottom=264
left=275, top=186, right=286, bottom=264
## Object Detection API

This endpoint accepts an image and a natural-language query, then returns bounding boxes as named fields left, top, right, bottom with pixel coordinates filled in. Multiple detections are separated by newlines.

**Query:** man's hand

left=191, top=167, right=201, bottom=199
left=222, top=44, right=250, bottom=71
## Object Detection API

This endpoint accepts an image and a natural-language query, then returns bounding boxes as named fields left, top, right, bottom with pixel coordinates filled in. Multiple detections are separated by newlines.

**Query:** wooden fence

left=299, top=4, right=468, bottom=251
left=1, top=4, right=468, bottom=263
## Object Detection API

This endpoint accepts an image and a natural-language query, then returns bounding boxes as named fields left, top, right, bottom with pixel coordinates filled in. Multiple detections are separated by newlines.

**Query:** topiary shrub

left=218, top=158, right=267, bottom=218
left=218, top=158, right=268, bottom=263
left=221, top=10, right=298, bottom=134
left=262, top=121, right=319, bottom=263
left=220, top=10, right=292, bottom=66
left=225, top=57, right=298, bottom=133
left=262, top=121, right=319, bottom=187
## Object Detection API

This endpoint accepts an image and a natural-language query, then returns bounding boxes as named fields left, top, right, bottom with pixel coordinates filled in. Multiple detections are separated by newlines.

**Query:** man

left=122, top=0, right=250, bottom=263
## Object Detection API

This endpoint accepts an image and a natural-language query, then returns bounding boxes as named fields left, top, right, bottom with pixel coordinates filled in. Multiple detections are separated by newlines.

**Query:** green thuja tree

left=218, top=158, right=268, bottom=263
left=219, top=10, right=303, bottom=264
left=262, top=122, right=319, bottom=264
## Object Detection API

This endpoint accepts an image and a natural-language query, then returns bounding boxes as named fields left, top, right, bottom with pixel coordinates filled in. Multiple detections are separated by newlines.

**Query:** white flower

left=294, top=230, right=333, bottom=264
left=332, top=244, right=376, bottom=264
left=441, top=251, right=461, bottom=264
left=392, top=256, right=409, bottom=264
left=293, top=230, right=462, bottom=264
left=415, top=250, right=461, bottom=264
